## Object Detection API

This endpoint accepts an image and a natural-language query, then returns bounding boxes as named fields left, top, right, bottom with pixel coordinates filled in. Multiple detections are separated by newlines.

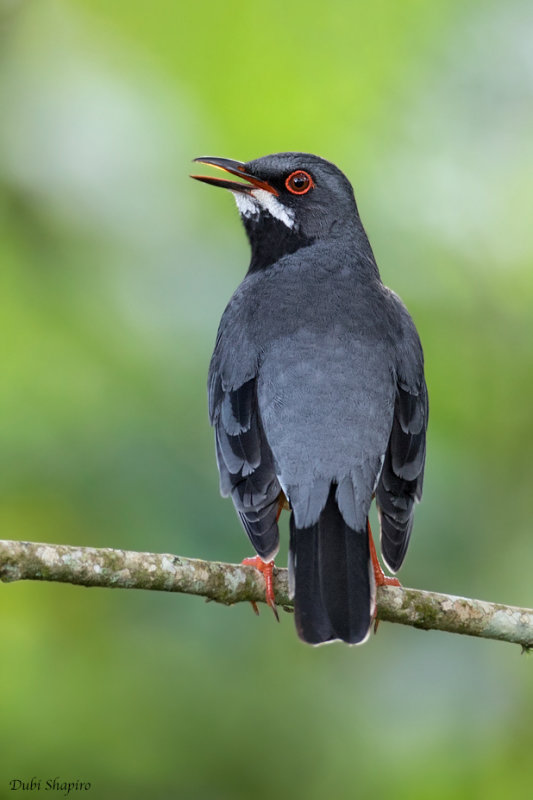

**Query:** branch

left=1, top=539, right=531, bottom=650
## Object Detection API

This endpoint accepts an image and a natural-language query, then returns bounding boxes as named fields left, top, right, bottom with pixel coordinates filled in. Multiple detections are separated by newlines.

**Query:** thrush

left=191, top=153, right=428, bottom=645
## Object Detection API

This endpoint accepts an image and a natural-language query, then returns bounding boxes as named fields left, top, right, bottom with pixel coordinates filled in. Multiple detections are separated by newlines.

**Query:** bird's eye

left=285, top=170, right=314, bottom=195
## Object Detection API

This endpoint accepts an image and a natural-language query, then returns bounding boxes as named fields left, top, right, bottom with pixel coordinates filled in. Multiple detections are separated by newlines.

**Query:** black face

left=192, top=152, right=363, bottom=272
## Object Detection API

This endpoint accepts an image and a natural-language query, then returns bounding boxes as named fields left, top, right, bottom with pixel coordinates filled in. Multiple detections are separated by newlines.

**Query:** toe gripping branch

left=241, top=556, right=279, bottom=621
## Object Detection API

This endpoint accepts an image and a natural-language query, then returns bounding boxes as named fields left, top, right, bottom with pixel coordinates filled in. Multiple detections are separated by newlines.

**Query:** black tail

left=289, top=486, right=375, bottom=645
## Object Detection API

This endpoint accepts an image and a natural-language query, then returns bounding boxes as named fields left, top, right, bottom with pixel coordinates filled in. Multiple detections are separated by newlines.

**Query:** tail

left=289, top=486, right=375, bottom=645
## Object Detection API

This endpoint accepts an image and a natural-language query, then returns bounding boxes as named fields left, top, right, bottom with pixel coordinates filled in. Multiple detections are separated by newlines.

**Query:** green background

left=1, top=1, right=532, bottom=797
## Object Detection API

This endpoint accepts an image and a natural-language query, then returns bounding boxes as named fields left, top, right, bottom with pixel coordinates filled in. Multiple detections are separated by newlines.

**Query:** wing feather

left=209, top=372, right=281, bottom=561
left=376, top=382, right=428, bottom=573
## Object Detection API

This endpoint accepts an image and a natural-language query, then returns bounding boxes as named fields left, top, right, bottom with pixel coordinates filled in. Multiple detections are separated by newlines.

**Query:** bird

left=191, top=152, right=428, bottom=645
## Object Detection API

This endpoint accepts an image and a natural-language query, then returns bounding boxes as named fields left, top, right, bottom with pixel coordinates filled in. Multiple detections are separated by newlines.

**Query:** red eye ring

left=285, top=170, right=314, bottom=195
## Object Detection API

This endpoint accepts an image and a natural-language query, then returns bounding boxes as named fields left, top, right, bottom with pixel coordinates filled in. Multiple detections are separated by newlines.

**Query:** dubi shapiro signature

left=9, top=779, right=91, bottom=797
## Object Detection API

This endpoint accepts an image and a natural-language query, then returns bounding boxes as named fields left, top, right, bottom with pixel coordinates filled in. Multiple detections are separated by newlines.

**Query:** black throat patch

left=243, top=213, right=315, bottom=273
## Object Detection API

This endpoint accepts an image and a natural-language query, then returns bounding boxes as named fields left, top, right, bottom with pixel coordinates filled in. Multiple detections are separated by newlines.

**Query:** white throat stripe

left=232, top=192, right=259, bottom=219
left=232, top=190, right=296, bottom=230
left=252, top=189, right=296, bottom=229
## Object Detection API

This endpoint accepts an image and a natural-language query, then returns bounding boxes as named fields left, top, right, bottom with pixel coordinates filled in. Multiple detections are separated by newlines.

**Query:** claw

left=242, top=555, right=279, bottom=621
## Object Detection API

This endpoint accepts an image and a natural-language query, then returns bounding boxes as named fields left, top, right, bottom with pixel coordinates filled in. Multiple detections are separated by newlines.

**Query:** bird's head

left=191, top=152, right=365, bottom=272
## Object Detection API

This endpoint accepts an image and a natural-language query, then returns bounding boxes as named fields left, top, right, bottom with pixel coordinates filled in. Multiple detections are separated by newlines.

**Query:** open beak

left=190, top=157, right=278, bottom=196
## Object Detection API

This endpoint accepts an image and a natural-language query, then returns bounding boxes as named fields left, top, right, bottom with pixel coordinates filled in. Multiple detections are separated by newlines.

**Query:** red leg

left=368, top=520, right=401, bottom=634
left=241, top=555, right=279, bottom=622
left=241, top=493, right=286, bottom=620
left=367, top=520, right=401, bottom=588
left=276, top=491, right=289, bottom=522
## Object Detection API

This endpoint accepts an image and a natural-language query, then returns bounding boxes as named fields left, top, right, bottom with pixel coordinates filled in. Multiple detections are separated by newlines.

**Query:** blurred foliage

left=1, top=0, right=533, bottom=798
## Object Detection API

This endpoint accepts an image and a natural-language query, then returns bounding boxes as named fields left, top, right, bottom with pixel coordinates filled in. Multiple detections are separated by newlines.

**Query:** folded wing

left=376, top=381, right=428, bottom=572
left=209, top=373, right=281, bottom=561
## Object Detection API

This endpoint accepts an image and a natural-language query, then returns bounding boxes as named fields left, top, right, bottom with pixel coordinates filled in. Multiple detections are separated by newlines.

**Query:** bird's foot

left=367, top=521, right=401, bottom=588
left=371, top=560, right=400, bottom=633
left=367, top=520, right=401, bottom=634
left=241, top=556, right=279, bottom=622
